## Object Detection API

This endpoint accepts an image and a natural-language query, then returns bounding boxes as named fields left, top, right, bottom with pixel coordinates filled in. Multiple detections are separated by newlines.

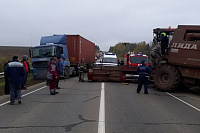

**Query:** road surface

left=0, top=77, right=200, bottom=133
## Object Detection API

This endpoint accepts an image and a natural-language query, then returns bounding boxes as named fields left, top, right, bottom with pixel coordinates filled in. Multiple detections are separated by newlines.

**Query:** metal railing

left=0, top=72, right=4, bottom=79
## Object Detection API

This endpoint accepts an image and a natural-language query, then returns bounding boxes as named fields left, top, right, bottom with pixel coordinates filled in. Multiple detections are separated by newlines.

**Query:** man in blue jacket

left=5, top=56, right=25, bottom=105
left=136, top=60, right=151, bottom=94
left=56, top=56, right=63, bottom=89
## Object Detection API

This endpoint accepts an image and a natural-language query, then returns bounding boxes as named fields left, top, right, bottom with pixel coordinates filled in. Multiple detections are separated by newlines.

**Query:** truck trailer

left=31, top=34, right=95, bottom=79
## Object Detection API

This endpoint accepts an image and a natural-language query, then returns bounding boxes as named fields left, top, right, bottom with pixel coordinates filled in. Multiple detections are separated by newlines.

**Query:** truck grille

left=32, top=61, right=49, bottom=68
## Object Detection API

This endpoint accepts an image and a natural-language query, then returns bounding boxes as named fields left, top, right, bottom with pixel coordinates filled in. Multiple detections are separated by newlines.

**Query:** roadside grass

left=0, top=73, right=44, bottom=96
left=0, top=79, right=5, bottom=95
left=0, top=47, right=44, bottom=96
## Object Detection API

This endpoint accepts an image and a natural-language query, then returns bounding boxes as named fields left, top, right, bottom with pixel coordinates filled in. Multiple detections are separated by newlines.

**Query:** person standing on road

left=21, top=55, right=29, bottom=90
left=136, top=60, right=151, bottom=94
left=56, top=56, right=63, bottom=89
left=78, top=58, right=86, bottom=82
left=5, top=56, right=25, bottom=105
left=48, top=57, right=60, bottom=95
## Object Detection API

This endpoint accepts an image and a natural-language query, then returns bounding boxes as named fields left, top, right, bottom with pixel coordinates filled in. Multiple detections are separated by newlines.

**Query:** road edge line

left=166, top=92, right=200, bottom=112
left=22, top=86, right=47, bottom=97
left=0, top=86, right=47, bottom=107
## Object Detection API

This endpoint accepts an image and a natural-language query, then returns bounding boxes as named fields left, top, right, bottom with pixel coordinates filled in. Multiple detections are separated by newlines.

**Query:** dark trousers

left=56, top=79, right=59, bottom=88
left=79, top=71, right=84, bottom=81
left=4, top=77, right=10, bottom=94
left=137, top=76, right=148, bottom=93
left=21, top=72, right=28, bottom=88
left=10, top=83, right=21, bottom=103
left=50, top=79, right=57, bottom=92
left=161, top=43, right=167, bottom=55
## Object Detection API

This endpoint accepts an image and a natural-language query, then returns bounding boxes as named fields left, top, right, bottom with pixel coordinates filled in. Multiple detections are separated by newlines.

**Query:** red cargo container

left=66, top=35, right=95, bottom=65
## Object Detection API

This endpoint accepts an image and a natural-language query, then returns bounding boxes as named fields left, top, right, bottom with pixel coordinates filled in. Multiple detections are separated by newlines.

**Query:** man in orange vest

left=21, top=55, right=29, bottom=90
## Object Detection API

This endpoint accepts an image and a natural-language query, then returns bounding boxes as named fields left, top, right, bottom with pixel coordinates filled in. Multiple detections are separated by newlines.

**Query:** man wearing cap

left=136, top=60, right=151, bottom=94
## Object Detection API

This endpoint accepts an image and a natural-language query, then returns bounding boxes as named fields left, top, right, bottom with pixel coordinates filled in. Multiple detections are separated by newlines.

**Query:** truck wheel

left=64, top=67, right=70, bottom=79
left=154, top=65, right=180, bottom=91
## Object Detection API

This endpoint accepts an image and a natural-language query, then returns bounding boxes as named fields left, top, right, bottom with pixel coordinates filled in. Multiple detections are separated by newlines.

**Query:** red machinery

left=151, top=25, right=200, bottom=91
left=88, top=53, right=149, bottom=81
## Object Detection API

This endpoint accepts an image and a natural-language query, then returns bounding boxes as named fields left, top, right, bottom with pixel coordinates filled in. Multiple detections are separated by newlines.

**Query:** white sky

left=0, top=0, right=199, bottom=51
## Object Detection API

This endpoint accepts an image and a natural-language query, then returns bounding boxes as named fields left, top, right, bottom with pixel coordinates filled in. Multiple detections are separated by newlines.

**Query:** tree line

left=108, top=42, right=151, bottom=61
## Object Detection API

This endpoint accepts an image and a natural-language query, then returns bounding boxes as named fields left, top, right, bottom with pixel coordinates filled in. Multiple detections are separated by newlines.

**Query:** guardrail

left=0, top=72, right=4, bottom=79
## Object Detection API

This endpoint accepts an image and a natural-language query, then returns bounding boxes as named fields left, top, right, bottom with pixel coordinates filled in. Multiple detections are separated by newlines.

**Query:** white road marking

left=21, top=86, right=47, bottom=97
left=166, top=92, right=200, bottom=112
left=0, top=86, right=47, bottom=107
left=98, top=82, right=105, bottom=133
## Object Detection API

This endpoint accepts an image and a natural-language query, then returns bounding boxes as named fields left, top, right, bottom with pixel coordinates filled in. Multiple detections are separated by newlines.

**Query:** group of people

left=4, top=54, right=86, bottom=105
left=4, top=55, right=30, bottom=105
left=4, top=54, right=150, bottom=104
left=47, top=57, right=86, bottom=95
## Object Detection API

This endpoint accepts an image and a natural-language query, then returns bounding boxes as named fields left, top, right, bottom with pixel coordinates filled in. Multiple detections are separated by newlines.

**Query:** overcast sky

left=0, top=0, right=199, bottom=51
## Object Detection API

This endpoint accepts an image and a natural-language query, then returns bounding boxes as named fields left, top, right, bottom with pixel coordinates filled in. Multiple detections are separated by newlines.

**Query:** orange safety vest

left=22, top=61, right=29, bottom=72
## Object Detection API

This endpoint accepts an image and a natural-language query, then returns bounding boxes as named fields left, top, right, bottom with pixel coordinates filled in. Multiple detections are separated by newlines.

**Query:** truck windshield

left=130, top=57, right=148, bottom=64
left=32, top=46, right=56, bottom=58
left=103, top=58, right=118, bottom=64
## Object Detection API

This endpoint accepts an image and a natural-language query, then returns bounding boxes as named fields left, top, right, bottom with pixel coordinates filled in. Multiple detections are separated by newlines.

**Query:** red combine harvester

left=150, top=25, right=200, bottom=91
left=88, top=52, right=149, bottom=81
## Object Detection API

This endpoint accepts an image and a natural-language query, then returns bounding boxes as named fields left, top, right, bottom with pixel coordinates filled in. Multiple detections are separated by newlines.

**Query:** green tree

left=111, top=42, right=138, bottom=61
left=134, top=41, right=150, bottom=55
left=113, top=43, right=126, bottom=61
left=108, top=46, right=114, bottom=53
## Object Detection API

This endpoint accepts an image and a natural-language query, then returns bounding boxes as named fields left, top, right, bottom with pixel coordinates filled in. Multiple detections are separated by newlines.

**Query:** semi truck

left=150, top=25, right=200, bottom=91
left=30, top=34, right=95, bottom=79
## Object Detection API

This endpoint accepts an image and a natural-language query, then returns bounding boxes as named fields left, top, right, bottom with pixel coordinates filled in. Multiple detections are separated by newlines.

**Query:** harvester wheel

left=64, top=67, right=70, bottom=79
left=154, top=64, right=180, bottom=91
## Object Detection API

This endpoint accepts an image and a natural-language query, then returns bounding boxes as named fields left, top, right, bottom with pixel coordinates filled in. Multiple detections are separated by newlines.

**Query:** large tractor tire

left=64, top=67, right=70, bottom=79
left=154, top=64, right=180, bottom=91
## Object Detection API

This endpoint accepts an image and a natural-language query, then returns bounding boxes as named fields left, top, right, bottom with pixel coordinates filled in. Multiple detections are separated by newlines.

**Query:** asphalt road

left=0, top=77, right=200, bottom=133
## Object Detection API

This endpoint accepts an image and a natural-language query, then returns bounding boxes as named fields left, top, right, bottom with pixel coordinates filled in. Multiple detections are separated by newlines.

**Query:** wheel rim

left=64, top=68, right=70, bottom=77
left=154, top=65, right=180, bottom=91
left=161, top=73, right=170, bottom=83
